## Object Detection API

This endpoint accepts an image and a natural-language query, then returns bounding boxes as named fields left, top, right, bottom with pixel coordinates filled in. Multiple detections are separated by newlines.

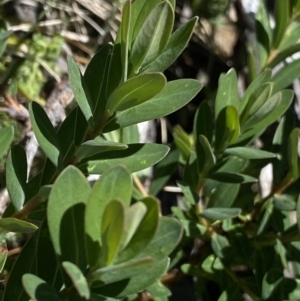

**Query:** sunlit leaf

left=85, top=165, right=132, bottom=269
left=62, top=261, right=90, bottom=299
left=129, top=1, right=174, bottom=74
left=103, top=79, right=202, bottom=132
left=22, top=274, right=61, bottom=301
left=48, top=166, right=91, bottom=272
left=106, top=72, right=166, bottom=115
left=78, top=143, right=169, bottom=174
left=68, top=56, right=94, bottom=128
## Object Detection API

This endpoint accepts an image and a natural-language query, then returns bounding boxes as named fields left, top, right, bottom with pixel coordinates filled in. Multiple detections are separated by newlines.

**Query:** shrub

left=0, top=0, right=300, bottom=301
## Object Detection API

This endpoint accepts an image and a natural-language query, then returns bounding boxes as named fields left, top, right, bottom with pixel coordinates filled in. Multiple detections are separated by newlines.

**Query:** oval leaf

left=78, top=143, right=169, bottom=174
left=85, top=165, right=132, bottom=269
left=106, top=72, right=166, bottom=114
left=209, top=172, right=257, bottom=184
left=143, top=17, right=198, bottom=73
left=201, top=208, right=241, bottom=220
left=215, top=69, right=240, bottom=121
left=68, top=56, right=94, bottom=128
left=224, top=147, right=276, bottom=159
left=84, top=44, right=113, bottom=122
left=99, top=200, right=125, bottom=266
left=115, top=196, right=160, bottom=263
left=0, top=218, right=37, bottom=233
left=104, top=79, right=202, bottom=132
left=22, top=274, right=61, bottom=301
left=75, top=139, right=128, bottom=161
left=62, top=261, right=90, bottom=299
left=130, top=1, right=174, bottom=74
left=47, top=166, right=91, bottom=271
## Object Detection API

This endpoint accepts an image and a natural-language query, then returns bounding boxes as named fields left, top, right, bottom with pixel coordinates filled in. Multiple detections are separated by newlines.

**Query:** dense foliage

left=0, top=0, right=300, bottom=300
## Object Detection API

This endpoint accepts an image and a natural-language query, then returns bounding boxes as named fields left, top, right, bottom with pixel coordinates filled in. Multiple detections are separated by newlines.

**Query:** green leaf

left=297, top=195, right=300, bottom=234
left=201, top=208, right=241, bottom=220
left=237, top=90, right=294, bottom=142
left=85, top=165, right=132, bottom=269
left=146, top=280, right=171, bottom=299
left=0, top=218, right=37, bottom=233
left=196, top=135, right=215, bottom=176
left=62, top=261, right=90, bottom=299
left=130, top=0, right=163, bottom=45
left=103, top=79, right=202, bottom=132
left=129, top=1, right=174, bottom=74
left=99, top=200, right=125, bottom=266
left=240, top=83, right=273, bottom=125
left=89, top=256, right=154, bottom=286
left=205, top=156, right=245, bottom=208
left=173, top=125, right=192, bottom=160
left=93, top=258, right=169, bottom=298
left=247, top=42, right=259, bottom=82
left=194, top=101, right=213, bottom=144
left=256, top=20, right=270, bottom=67
left=38, top=185, right=52, bottom=201
left=274, top=194, right=296, bottom=211
left=211, top=233, right=230, bottom=259
left=22, top=274, right=61, bottom=301
left=267, top=43, right=300, bottom=68
left=84, top=44, right=113, bottom=123
left=137, top=216, right=183, bottom=261
left=78, top=143, right=169, bottom=174
left=68, top=56, right=94, bottom=128
left=106, top=72, right=166, bottom=115
left=0, top=126, right=14, bottom=158
left=224, top=147, right=276, bottom=159
left=149, top=147, right=180, bottom=196
left=215, top=69, right=240, bottom=121
left=0, top=239, right=7, bottom=273
left=261, top=269, right=284, bottom=299
left=288, top=128, right=300, bottom=180
left=183, top=151, right=198, bottom=190
left=29, top=102, right=63, bottom=169
left=6, top=145, right=27, bottom=211
left=3, top=232, right=38, bottom=301
left=176, top=181, right=199, bottom=210
left=208, top=172, right=257, bottom=184
left=56, top=107, right=77, bottom=163
left=35, top=219, right=63, bottom=291
left=240, top=69, right=272, bottom=113
left=47, top=166, right=91, bottom=272
left=273, top=0, right=290, bottom=48
left=272, top=59, right=300, bottom=93
left=215, top=106, right=240, bottom=153
left=256, top=1, right=272, bottom=48
left=74, top=107, right=89, bottom=147
left=119, top=202, right=147, bottom=250
left=143, top=17, right=198, bottom=73
left=75, top=139, right=128, bottom=162
left=116, top=196, right=159, bottom=263
left=257, top=198, right=274, bottom=236
left=275, top=239, right=288, bottom=269
left=120, top=1, right=131, bottom=82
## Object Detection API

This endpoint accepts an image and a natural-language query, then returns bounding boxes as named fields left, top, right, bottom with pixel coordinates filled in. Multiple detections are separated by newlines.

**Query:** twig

left=133, top=174, right=148, bottom=197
